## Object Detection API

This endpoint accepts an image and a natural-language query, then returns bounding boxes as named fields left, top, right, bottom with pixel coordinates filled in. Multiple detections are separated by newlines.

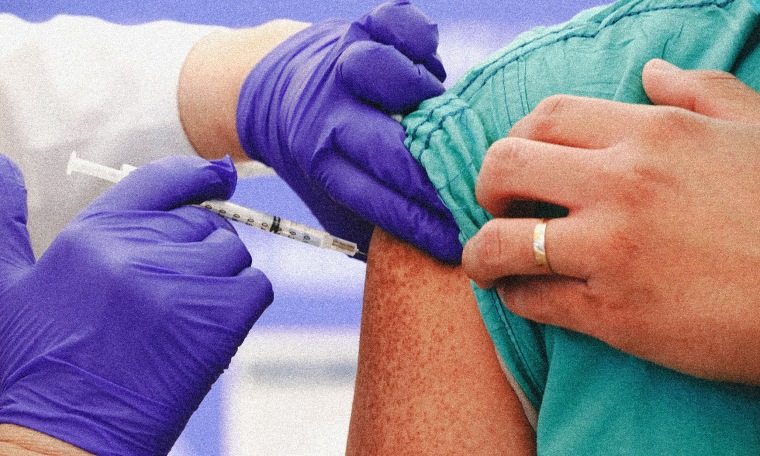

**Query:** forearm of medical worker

left=0, top=424, right=91, bottom=455
left=179, top=1, right=463, bottom=264
left=462, top=60, right=760, bottom=385
left=0, top=154, right=273, bottom=454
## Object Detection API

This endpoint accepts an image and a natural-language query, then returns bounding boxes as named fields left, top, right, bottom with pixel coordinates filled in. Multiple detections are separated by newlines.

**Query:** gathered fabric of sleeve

left=403, top=0, right=760, bottom=453
left=0, top=14, right=221, bottom=255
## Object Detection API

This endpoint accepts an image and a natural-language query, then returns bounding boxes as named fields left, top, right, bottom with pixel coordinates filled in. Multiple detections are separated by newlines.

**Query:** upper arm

left=346, top=228, right=536, bottom=454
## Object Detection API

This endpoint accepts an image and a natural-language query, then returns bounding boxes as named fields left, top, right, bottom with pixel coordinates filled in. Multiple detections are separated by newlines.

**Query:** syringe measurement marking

left=199, top=203, right=324, bottom=248
left=66, top=151, right=363, bottom=257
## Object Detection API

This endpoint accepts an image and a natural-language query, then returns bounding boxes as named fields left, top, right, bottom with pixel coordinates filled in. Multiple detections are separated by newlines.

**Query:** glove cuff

left=0, top=355, right=187, bottom=455
left=236, top=20, right=345, bottom=166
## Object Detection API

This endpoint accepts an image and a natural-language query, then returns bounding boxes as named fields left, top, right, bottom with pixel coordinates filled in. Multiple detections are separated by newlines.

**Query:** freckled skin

left=346, top=228, right=536, bottom=455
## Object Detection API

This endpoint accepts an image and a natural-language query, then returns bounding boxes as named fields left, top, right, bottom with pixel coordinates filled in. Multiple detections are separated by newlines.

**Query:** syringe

left=66, top=152, right=365, bottom=258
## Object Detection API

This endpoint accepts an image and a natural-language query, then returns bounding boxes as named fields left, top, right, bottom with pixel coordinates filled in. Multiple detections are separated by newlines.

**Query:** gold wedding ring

left=533, top=219, right=553, bottom=274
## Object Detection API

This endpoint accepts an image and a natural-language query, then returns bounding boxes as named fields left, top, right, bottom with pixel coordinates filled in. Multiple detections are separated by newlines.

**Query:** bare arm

left=347, top=228, right=536, bottom=454
left=178, top=20, right=309, bottom=161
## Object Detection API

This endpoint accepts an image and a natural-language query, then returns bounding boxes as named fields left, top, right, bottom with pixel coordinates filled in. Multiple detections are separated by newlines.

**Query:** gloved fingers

left=325, top=109, right=448, bottom=213
left=418, top=52, right=446, bottom=84
left=0, top=155, right=35, bottom=271
left=223, top=267, right=274, bottom=330
left=138, top=228, right=252, bottom=277
left=83, top=156, right=237, bottom=215
left=358, top=0, right=446, bottom=81
left=339, top=40, right=445, bottom=113
left=302, top=188, right=374, bottom=258
left=195, top=228, right=253, bottom=277
left=379, top=195, right=462, bottom=263
left=164, top=206, right=237, bottom=241
left=277, top=171, right=374, bottom=257
left=173, top=267, right=274, bottom=337
left=88, top=206, right=235, bottom=244
left=314, top=153, right=462, bottom=263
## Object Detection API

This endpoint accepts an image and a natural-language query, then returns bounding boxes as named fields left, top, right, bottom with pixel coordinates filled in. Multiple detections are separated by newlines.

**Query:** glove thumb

left=82, top=156, right=238, bottom=215
left=643, top=59, right=760, bottom=125
left=0, top=155, right=35, bottom=276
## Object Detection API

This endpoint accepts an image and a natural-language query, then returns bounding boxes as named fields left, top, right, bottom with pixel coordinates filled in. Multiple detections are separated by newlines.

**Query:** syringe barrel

left=67, top=152, right=363, bottom=257
left=198, top=200, right=359, bottom=256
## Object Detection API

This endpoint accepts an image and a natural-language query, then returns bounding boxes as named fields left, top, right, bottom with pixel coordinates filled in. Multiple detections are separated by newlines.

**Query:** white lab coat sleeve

left=0, top=14, right=224, bottom=255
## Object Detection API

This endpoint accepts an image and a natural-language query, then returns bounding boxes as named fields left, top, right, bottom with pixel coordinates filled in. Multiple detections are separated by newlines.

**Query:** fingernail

left=496, top=286, right=509, bottom=305
left=647, top=58, right=680, bottom=73
left=462, top=235, right=479, bottom=265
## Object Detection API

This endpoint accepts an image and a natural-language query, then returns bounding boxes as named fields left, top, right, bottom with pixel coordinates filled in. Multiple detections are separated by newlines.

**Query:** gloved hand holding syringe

left=67, top=152, right=365, bottom=258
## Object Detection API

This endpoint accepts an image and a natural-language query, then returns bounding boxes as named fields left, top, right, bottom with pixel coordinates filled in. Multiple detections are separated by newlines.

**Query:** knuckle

left=608, top=160, right=671, bottom=209
left=212, top=227, right=250, bottom=260
left=476, top=222, right=506, bottom=264
left=685, top=70, right=760, bottom=121
left=535, top=94, right=573, bottom=117
left=690, top=68, right=737, bottom=87
left=641, top=106, right=704, bottom=145
left=587, top=216, right=644, bottom=281
left=57, top=222, right=103, bottom=258
left=485, top=137, right=526, bottom=163
left=479, top=138, right=529, bottom=202
left=55, top=222, right=87, bottom=249
left=512, top=94, right=574, bottom=139
left=605, top=226, right=643, bottom=273
left=247, top=270, right=274, bottom=306
left=59, top=223, right=131, bottom=284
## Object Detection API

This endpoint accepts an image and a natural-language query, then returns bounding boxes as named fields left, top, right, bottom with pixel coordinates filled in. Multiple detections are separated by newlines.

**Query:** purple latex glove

left=237, top=0, right=462, bottom=263
left=0, top=155, right=272, bottom=455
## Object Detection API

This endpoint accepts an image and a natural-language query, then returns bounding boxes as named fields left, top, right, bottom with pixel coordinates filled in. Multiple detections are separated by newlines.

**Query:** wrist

left=178, top=20, right=309, bottom=162
left=0, top=424, right=91, bottom=456
left=0, top=355, right=185, bottom=455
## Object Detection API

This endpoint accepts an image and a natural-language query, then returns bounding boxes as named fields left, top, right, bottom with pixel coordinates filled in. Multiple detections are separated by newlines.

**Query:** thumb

left=83, top=156, right=237, bottom=214
left=0, top=155, right=35, bottom=273
left=643, top=59, right=760, bottom=124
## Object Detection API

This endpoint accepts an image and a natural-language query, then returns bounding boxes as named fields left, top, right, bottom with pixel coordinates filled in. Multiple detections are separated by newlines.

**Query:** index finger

left=359, top=0, right=446, bottom=81
left=314, top=151, right=463, bottom=263
left=339, top=40, right=445, bottom=113
left=642, top=59, right=760, bottom=125
left=510, top=94, right=644, bottom=149
left=330, top=107, right=449, bottom=214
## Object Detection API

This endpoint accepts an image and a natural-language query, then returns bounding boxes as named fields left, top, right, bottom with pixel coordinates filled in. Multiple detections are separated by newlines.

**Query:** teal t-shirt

left=403, top=0, right=760, bottom=453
